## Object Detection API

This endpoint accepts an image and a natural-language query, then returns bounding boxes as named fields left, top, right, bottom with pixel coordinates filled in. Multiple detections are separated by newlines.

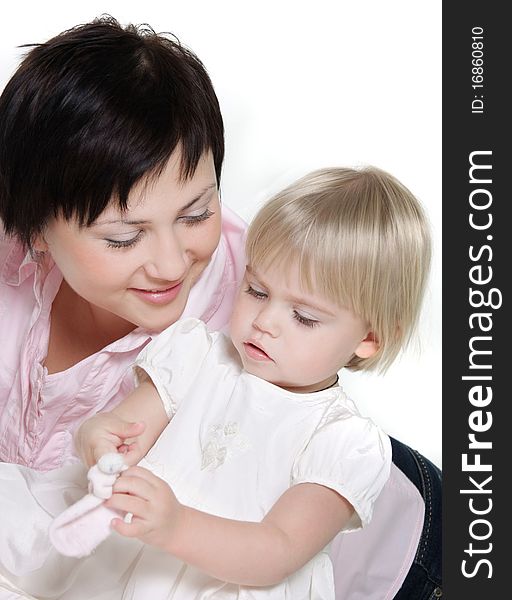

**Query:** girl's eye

left=293, top=311, right=320, bottom=328
left=244, top=284, right=267, bottom=300
left=179, top=208, right=214, bottom=226
left=105, top=232, right=143, bottom=249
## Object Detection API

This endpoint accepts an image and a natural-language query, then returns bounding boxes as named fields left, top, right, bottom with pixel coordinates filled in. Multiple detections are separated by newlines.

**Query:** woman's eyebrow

left=92, top=183, right=217, bottom=226
left=178, top=183, right=217, bottom=212
left=92, top=218, right=150, bottom=226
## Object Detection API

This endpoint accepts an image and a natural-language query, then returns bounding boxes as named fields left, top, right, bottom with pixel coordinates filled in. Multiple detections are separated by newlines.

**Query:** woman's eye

left=293, top=311, right=320, bottom=328
left=244, top=284, right=267, bottom=300
left=179, top=208, right=214, bottom=226
left=105, top=232, right=143, bottom=249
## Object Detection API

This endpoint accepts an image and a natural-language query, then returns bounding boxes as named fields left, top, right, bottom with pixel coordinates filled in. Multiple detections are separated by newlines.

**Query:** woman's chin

left=134, top=306, right=187, bottom=333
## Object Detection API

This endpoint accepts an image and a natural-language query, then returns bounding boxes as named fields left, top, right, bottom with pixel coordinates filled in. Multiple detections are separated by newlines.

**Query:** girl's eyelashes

left=245, top=280, right=321, bottom=327
left=244, top=284, right=267, bottom=300
left=293, top=311, right=320, bottom=328
left=245, top=283, right=320, bottom=328
left=105, top=231, right=143, bottom=249
left=179, top=208, right=214, bottom=226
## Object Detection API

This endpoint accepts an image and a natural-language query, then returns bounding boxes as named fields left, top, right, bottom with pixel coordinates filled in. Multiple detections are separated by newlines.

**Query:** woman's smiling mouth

left=130, top=281, right=184, bottom=305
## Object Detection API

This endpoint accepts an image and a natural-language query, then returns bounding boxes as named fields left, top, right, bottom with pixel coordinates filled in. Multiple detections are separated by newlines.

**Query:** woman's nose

left=143, top=232, right=189, bottom=282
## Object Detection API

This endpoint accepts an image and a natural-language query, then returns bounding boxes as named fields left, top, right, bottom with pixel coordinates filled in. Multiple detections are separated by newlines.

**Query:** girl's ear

left=354, top=332, right=379, bottom=359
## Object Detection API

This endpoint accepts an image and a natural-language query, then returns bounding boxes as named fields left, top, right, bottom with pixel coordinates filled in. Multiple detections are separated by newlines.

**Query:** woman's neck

left=44, top=280, right=136, bottom=374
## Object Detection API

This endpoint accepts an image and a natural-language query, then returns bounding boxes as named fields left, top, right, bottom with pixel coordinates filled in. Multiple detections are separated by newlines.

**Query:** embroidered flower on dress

left=201, top=422, right=250, bottom=470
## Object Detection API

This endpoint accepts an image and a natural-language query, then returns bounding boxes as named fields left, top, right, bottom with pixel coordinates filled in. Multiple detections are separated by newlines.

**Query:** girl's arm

left=75, top=375, right=168, bottom=467
left=107, top=467, right=353, bottom=586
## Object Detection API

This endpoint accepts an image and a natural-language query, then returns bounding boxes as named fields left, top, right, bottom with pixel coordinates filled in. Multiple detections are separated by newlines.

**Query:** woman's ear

left=31, top=233, right=49, bottom=253
left=354, top=332, right=379, bottom=359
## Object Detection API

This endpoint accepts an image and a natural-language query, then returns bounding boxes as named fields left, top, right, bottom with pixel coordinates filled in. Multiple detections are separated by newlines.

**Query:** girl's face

left=40, top=150, right=221, bottom=333
left=229, top=263, right=378, bottom=393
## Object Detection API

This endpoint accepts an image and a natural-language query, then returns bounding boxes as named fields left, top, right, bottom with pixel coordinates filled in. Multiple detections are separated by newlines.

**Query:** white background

left=1, top=1, right=442, bottom=467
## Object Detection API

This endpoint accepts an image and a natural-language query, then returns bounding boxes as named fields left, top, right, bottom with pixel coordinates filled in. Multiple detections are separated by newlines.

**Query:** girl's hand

left=74, top=413, right=146, bottom=467
left=106, top=466, right=183, bottom=551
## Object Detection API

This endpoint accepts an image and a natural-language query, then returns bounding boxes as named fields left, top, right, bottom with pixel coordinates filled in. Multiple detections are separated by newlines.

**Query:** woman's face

left=41, top=150, right=221, bottom=333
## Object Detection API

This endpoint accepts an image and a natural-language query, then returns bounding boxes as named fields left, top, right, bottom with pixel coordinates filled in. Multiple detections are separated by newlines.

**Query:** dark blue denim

left=390, top=437, right=443, bottom=599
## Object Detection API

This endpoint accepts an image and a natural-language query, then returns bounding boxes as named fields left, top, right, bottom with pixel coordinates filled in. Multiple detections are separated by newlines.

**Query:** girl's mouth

left=243, top=341, right=273, bottom=362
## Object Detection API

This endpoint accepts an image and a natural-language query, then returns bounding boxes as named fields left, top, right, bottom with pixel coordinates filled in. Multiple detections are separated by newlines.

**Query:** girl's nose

left=252, top=304, right=280, bottom=337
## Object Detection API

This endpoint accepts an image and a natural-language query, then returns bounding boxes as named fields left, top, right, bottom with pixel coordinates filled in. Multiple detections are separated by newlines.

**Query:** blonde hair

left=246, top=166, right=431, bottom=372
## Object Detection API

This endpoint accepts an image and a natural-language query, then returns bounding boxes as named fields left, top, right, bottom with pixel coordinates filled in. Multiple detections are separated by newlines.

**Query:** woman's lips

left=130, top=282, right=183, bottom=305
left=243, top=341, right=273, bottom=362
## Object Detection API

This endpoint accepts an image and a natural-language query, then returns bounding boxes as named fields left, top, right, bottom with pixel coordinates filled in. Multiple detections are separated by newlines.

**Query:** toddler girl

left=0, top=166, right=430, bottom=599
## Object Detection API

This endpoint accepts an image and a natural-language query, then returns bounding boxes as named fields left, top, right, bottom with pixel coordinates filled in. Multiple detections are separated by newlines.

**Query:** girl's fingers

left=107, top=492, right=148, bottom=517
left=121, top=443, right=144, bottom=466
left=93, top=442, right=120, bottom=465
left=111, top=421, right=146, bottom=439
left=113, top=473, right=155, bottom=499
left=111, top=517, right=147, bottom=538
left=121, top=465, right=160, bottom=484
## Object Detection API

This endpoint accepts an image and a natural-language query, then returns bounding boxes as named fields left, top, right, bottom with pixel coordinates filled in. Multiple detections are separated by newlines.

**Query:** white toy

left=88, top=452, right=128, bottom=499
left=49, top=453, right=128, bottom=557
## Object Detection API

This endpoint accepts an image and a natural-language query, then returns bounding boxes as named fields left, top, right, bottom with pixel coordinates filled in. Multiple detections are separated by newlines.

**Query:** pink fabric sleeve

left=329, top=464, right=424, bottom=599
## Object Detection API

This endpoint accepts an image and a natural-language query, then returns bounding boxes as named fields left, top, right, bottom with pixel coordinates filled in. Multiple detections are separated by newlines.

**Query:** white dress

left=0, top=318, right=391, bottom=600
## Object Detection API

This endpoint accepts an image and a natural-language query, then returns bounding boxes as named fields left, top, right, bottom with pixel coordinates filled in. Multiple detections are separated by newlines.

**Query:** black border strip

left=443, top=2, right=508, bottom=595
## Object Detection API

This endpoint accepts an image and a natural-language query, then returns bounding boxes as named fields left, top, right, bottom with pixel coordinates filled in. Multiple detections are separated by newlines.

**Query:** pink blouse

left=0, top=206, right=247, bottom=472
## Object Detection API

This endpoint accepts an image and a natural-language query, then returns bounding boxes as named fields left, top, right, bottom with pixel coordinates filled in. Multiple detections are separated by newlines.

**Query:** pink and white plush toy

left=49, top=453, right=128, bottom=558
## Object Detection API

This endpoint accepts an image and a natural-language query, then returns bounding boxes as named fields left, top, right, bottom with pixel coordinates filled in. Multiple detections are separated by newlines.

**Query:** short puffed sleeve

left=133, top=318, right=213, bottom=419
left=291, top=407, right=391, bottom=531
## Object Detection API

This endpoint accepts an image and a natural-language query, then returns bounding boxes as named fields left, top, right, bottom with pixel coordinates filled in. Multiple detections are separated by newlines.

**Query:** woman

left=0, top=16, right=246, bottom=472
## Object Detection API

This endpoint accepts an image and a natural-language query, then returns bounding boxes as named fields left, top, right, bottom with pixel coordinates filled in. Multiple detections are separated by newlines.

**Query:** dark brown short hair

left=0, top=15, right=224, bottom=247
